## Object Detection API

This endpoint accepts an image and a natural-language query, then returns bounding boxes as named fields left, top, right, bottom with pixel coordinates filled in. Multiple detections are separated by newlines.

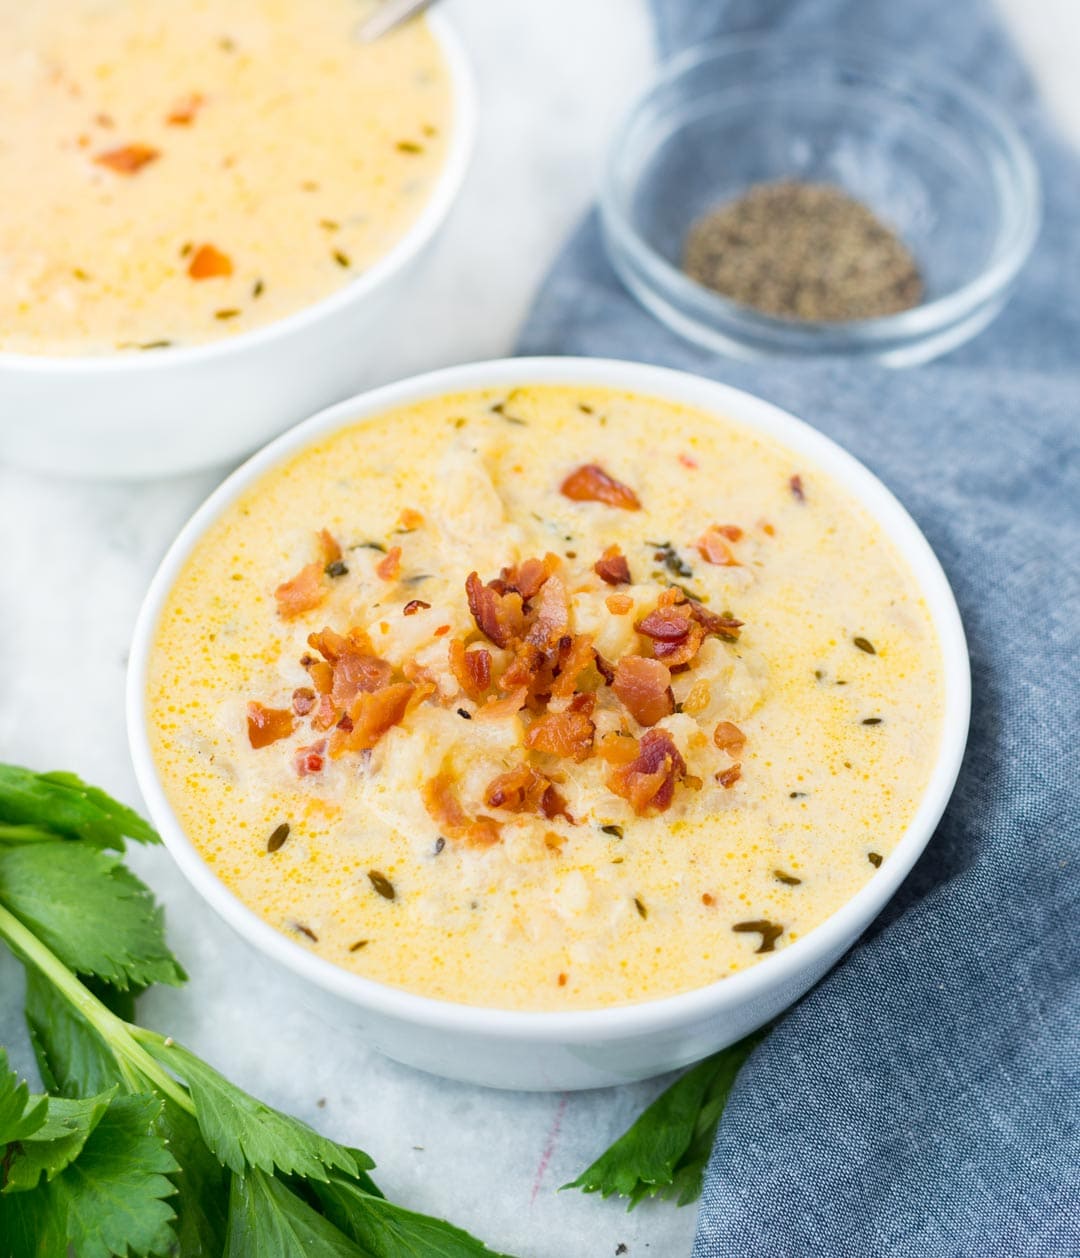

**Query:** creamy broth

left=0, top=0, right=451, bottom=355
left=147, top=387, right=944, bottom=1010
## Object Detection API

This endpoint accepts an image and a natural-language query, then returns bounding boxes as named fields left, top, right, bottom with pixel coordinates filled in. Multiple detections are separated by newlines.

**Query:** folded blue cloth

left=519, top=2, right=1080, bottom=1253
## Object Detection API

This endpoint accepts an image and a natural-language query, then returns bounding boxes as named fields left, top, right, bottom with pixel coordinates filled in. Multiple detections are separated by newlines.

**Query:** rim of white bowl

left=0, top=11, right=475, bottom=375
left=127, top=357, right=971, bottom=1043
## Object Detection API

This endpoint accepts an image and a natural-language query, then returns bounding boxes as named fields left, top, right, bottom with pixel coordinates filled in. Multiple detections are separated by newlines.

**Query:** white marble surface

left=0, top=2, right=1075, bottom=1255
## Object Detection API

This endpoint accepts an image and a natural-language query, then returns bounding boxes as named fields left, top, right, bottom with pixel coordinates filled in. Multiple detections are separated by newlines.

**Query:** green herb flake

left=633, top=897, right=647, bottom=920
left=868, top=851, right=884, bottom=868
left=853, top=636, right=877, bottom=655
left=774, top=870, right=802, bottom=886
left=646, top=541, right=693, bottom=579
left=266, top=823, right=290, bottom=853
left=332, top=250, right=351, bottom=269
left=368, top=870, right=396, bottom=901
left=601, top=824, right=623, bottom=839
left=732, top=919, right=784, bottom=953
left=324, top=560, right=349, bottom=579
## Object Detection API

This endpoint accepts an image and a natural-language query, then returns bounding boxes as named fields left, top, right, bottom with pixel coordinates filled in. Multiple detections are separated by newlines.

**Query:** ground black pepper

left=683, top=180, right=923, bottom=321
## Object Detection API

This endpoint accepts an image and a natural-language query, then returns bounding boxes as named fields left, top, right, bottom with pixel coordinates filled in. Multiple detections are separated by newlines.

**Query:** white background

left=0, top=2, right=1074, bottom=1255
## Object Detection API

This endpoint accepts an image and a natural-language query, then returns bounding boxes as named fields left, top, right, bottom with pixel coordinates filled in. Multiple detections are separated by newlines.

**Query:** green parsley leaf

left=0, top=825, right=61, bottom=845
left=24, top=969, right=129, bottom=1099
left=142, top=1037, right=365, bottom=1181
left=0, top=1050, right=47, bottom=1145
left=2, top=1090, right=114, bottom=1194
left=564, top=1032, right=763, bottom=1208
left=0, top=843, right=186, bottom=991
left=0, top=1093, right=178, bottom=1258
left=312, top=1170, right=517, bottom=1258
left=224, top=1167, right=366, bottom=1258
left=0, top=765, right=158, bottom=850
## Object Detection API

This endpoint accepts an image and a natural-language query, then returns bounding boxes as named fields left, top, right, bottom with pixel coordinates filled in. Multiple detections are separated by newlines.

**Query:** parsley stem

left=0, top=902, right=194, bottom=1116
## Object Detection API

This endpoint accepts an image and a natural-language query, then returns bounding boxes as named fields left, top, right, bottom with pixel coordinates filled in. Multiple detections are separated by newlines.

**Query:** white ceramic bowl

left=127, top=357, right=970, bottom=1091
left=0, top=13, right=474, bottom=481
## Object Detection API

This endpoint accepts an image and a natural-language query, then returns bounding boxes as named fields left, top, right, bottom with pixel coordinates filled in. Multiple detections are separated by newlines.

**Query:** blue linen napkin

left=519, top=2, right=1080, bottom=1254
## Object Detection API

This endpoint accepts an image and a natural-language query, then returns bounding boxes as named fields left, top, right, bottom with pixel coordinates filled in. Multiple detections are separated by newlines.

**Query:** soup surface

left=148, top=386, right=944, bottom=1010
left=0, top=0, right=451, bottom=355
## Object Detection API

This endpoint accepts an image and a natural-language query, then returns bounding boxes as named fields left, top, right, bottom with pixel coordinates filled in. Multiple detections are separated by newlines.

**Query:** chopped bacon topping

left=696, top=525, right=742, bottom=567
left=713, top=721, right=746, bottom=756
left=597, top=730, right=639, bottom=765
left=310, top=694, right=339, bottom=732
left=275, top=563, right=325, bottom=618
left=789, top=474, right=805, bottom=502
left=306, top=627, right=392, bottom=710
left=560, top=464, right=641, bottom=510
left=594, top=545, right=631, bottom=586
left=375, top=546, right=402, bottom=581
left=332, top=683, right=414, bottom=754
left=188, top=243, right=233, bottom=279
left=525, top=693, right=595, bottom=762
left=687, top=601, right=743, bottom=642
left=484, top=764, right=573, bottom=822
left=422, top=772, right=501, bottom=847
left=716, top=763, right=742, bottom=789
left=525, top=575, right=569, bottom=651
left=466, top=571, right=524, bottom=648
left=607, top=729, right=687, bottom=815
left=498, top=554, right=558, bottom=601
left=613, top=656, right=675, bottom=727
left=398, top=507, right=425, bottom=530
left=292, top=687, right=316, bottom=716
left=449, top=640, right=492, bottom=701
left=635, top=602, right=705, bottom=668
left=247, top=701, right=294, bottom=749
left=294, top=739, right=326, bottom=776
left=606, top=594, right=633, bottom=615
left=473, top=686, right=527, bottom=722
left=166, top=93, right=205, bottom=126
left=550, top=634, right=595, bottom=700
left=317, top=529, right=342, bottom=565
left=94, top=143, right=159, bottom=174
left=402, top=599, right=430, bottom=616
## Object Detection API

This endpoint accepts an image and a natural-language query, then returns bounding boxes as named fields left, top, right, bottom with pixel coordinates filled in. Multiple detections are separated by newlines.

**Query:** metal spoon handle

left=357, top=0, right=438, bottom=42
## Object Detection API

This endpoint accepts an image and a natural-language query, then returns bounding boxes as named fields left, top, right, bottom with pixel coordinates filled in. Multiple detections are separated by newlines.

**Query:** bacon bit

left=525, top=694, right=595, bottom=762
left=606, top=594, right=633, bottom=615
left=607, top=729, right=687, bottom=815
left=702, top=892, right=715, bottom=906
left=247, top=701, right=295, bottom=749
left=544, top=832, right=565, bottom=853
left=484, top=764, right=573, bottom=823
left=789, top=474, right=806, bottom=502
left=713, top=721, right=746, bottom=756
left=684, top=774, right=703, bottom=790
left=550, top=634, right=595, bottom=700
left=166, top=93, right=205, bottom=126
left=682, top=680, right=711, bottom=715
left=310, top=694, right=339, bottom=732
left=696, top=525, right=742, bottom=567
left=292, top=687, right=316, bottom=716
left=597, top=731, right=639, bottom=765
left=594, top=545, right=631, bottom=586
left=449, top=640, right=492, bottom=700
left=434, top=624, right=450, bottom=637
left=613, top=656, right=675, bottom=727
left=498, top=554, right=559, bottom=602
left=398, top=507, right=425, bottom=530
left=422, top=772, right=501, bottom=848
left=465, top=571, right=525, bottom=648
left=557, top=972, right=568, bottom=987
left=302, top=657, right=334, bottom=695
left=473, top=686, right=527, bottom=722
left=560, top=463, right=641, bottom=510
left=678, top=453, right=699, bottom=469
left=761, top=521, right=776, bottom=537
left=294, top=739, right=327, bottom=776
left=593, top=652, right=616, bottom=685
left=317, top=529, right=342, bottom=565
left=525, top=575, right=570, bottom=651
left=332, top=683, right=414, bottom=754
left=635, top=602, right=705, bottom=667
left=402, top=599, right=431, bottom=616
left=188, top=243, right=233, bottom=279
left=716, top=763, right=742, bottom=789
left=375, top=546, right=402, bottom=581
left=274, top=563, right=324, bottom=616
left=94, top=143, right=160, bottom=174
left=687, top=601, right=743, bottom=643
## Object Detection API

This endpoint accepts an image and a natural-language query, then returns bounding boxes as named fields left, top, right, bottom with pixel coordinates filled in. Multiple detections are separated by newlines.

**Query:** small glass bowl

left=600, top=35, right=1040, bottom=366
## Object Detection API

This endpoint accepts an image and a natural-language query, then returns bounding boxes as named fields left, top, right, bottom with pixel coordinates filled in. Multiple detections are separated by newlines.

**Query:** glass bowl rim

left=599, top=32, right=1042, bottom=346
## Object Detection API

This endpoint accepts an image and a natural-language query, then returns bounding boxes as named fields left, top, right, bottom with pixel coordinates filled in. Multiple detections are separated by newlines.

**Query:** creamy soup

left=147, top=387, right=944, bottom=1010
left=0, top=0, right=451, bottom=355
